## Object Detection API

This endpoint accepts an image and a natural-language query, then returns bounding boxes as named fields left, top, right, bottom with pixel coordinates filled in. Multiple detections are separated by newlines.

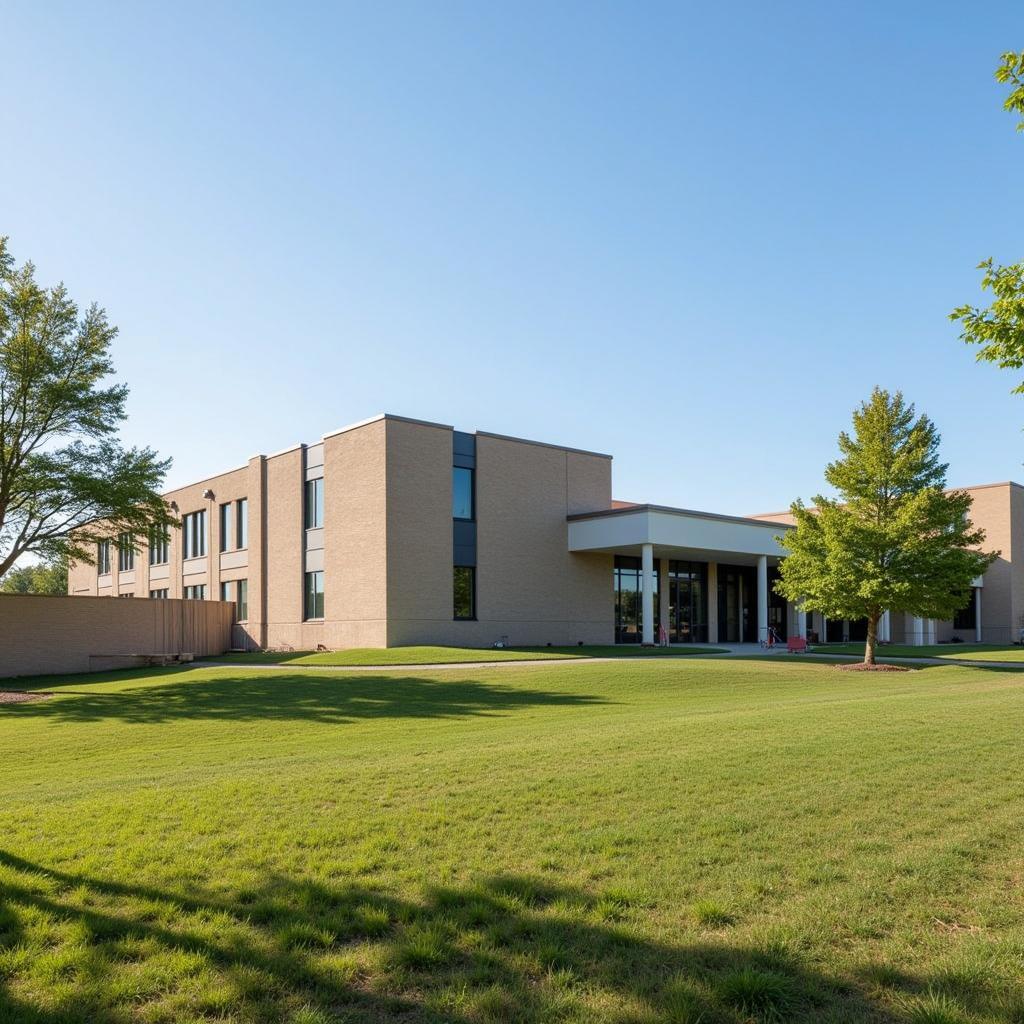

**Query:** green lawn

left=821, top=642, right=1024, bottom=662
left=2, top=659, right=1023, bottom=1023
left=207, top=644, right=725, bottom=666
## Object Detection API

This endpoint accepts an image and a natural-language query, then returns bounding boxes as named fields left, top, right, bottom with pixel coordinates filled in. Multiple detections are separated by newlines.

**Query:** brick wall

left=0, top=594, right=233, bottom=679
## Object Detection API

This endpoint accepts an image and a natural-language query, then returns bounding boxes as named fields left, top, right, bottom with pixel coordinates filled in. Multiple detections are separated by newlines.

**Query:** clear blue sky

left=4, top=1, right=1022, bottom=514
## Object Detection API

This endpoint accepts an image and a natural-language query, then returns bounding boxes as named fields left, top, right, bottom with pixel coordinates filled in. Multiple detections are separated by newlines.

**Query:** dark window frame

left=236, top=498, right=248, bottom=549
left=97, top=540, right=111, bottom=576
left=149, top=526, right=169, bottom=566
left=305, top=478, right=324, bottom=530
left=117, top=533, right=135, bottom=573
left=453, top=565, right=476, bottom=620
left=452, top=466, right=475, bottom=522
left=304, top=570, right=324, bottom=620
left=219, top=502, right=232, bottom=552
left=183, top=510, right=207, bottom=559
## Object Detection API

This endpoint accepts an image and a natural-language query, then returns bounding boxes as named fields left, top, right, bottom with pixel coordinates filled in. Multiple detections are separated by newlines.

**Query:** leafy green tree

left=0, top=554, right=67, bottom=595
left=950, top=53, right=1024, bottom=387
left=775, top=389, right=995, bottom=666
left=0, top=236, right=173, bottom=579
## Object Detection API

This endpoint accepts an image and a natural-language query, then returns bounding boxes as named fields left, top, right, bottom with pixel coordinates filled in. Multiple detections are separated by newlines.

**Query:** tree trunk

left=865, top=612, right=879, bottom=666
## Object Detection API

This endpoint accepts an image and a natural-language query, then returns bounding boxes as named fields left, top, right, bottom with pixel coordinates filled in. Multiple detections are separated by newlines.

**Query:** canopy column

left=641, top=543, right=655, bottom=646
left=757, top=555, right=768, bottom=644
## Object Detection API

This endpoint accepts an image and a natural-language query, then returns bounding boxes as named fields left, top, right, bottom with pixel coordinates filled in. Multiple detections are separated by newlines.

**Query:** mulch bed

left=0, top=690, right=51, bottom=703
left=833, top=663, right=910, bottom=672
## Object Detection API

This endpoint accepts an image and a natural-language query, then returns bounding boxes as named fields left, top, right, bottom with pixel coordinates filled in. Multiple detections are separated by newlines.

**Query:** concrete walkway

left=200, top=644, right=1024, bottom=672
left=710, top=643, right=1024, bottom=670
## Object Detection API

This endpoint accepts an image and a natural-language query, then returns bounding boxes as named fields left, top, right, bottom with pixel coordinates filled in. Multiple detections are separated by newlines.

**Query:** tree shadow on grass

left=0, top=850, right=937, bottom=1024
left=2, top=671, right=610, bottom=726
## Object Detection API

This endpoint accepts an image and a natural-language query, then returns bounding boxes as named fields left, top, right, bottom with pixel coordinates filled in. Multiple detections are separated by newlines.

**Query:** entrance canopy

left=567, top=504, right=790, bottom=563
left=568, top=504, right=793, bottom=645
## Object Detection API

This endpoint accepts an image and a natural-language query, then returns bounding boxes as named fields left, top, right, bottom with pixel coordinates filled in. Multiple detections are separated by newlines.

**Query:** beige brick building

left=68, top=415, right=613, bottom=649
left=748, top=482, right=1024, bottom=645
left=68, top=415, right=1023, bottom=649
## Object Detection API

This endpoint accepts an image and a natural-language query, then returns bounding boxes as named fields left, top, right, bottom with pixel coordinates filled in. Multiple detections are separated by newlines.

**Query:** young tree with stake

left=775, top=388, right=995, bottom=666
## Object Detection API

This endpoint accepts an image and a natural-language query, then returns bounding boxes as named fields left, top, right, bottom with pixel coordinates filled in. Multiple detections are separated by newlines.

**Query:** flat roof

left=747, top=479, right=1024, bottom=519
left=568, top=503, right=793, bottom=530
left=160, top=413, right=610, bottom=498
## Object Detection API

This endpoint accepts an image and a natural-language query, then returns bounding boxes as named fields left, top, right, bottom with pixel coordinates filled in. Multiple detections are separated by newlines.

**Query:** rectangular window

left=453, top=467, right=474, bottom=520
left=149, top=526, right=169, bottom=565
left=219, top=502, right=232, bottom=552
left=236, top=498, right=248, bottom=549
left=236, top=579, right=248, bottom=621
left=119, top=592, right=134, bottom=598
left=183, top=584, right=206, bottom=600
left=220, top=581, right=232, bottom=603
left=183, top=510, right=207, bottom=559
left=305, top=478, right=324, bottom=529
left=304, top=570, right=324, bottom=620
left=117, top=533, right=134, bottom=572
left=454, top=566, right=475, bottom=620
left=149, top=588, right=168, bottom=599
left=97, top=540, right=111, bottom=575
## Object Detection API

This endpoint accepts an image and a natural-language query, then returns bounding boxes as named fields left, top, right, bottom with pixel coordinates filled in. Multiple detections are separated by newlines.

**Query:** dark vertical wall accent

left=453, top=431, right=477, bottom=566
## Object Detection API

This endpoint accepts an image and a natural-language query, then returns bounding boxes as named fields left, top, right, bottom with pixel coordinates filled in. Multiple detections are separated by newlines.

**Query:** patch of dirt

left=833, top=663, right=910, bottom=672
left=0, top=690, right=51, bottom=703
left=933, top=917, right=983, bottom=935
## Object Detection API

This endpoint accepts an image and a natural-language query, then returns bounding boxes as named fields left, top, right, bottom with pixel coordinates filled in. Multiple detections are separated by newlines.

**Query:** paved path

left=713, top=644, right=1024, bottom=670
left=200, top=646, right=1024, bottom=672
left=201, top=655, right=716, bottom=672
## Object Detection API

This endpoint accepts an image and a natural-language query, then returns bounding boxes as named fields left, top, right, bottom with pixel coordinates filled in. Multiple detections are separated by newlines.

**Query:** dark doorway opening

left=668, top=561, right=708, bottom=643
left=767, top=566, right=787, bottom=641
left=847, top=618, right=868, bottom=642
left=717, top=564, right=757, bottom=643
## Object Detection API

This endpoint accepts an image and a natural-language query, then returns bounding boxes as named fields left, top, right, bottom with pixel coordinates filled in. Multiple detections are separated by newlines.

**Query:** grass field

left=206, top=645, right=725, bottom=666
left=2, top=658, right=1023, bottom=1023
left=821, top=643, right=1024, bottom=663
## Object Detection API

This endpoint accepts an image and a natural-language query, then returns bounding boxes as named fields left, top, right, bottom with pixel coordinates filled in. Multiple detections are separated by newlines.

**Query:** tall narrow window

left=304, top=570, right=324, bottom=619
left=236, top=498, right=248, bottom=549
left=183, top=510, right=207, bottom=559
left=97, top=540, right=111, bottom=575
left=219, top=502, right=232, bottom=552
left=220, top=581, right=232, bottom=603
left=117, top=533, right=134, bottom=572
left=236, top=579, right=248, bottom=621
left=305, top=478, right=324, bottom=529
left=149, top=526, right=169, bottom=565
left=453, top=467, right=474, bottom=520
left=454, top=566, right=475, bottom=620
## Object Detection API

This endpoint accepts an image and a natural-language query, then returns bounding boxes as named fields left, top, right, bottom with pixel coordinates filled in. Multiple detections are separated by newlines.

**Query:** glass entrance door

left=668, top=561, right=708, bottom=642
left=717, top=565, right=756, bottom=643
left=614, top=556, right=659, bottom=643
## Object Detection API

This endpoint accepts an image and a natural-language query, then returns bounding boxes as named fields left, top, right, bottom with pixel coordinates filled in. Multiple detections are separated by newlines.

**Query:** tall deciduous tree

left=775, top=388, right=995, bottom=666
left=0, top=236, right=174, bottom=578
left=950, top=53, right=1024, bottom=387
